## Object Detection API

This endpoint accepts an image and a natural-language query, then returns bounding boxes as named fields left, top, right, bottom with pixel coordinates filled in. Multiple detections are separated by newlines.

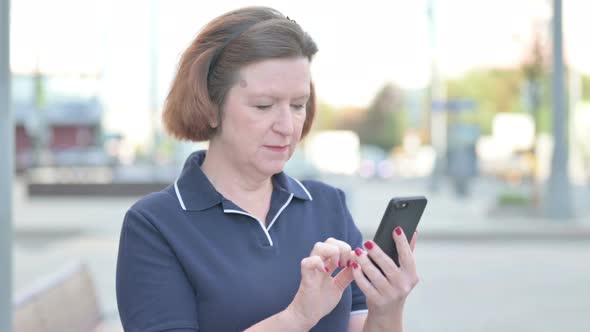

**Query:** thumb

left=332, top=266, right=354, bottom=291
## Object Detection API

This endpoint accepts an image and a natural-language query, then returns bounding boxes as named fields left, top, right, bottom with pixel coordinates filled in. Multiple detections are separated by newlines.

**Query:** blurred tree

left=582, top=75, right=590, bottom=101
left=521, top=26, right=550, bottom=134
left=355, top=83, right=406, bottom=151
left=333, top=106, right=366, bottom=130
left=446, top=26, right=553, bottom=207
left=520, top=26, right=551, bottom=208
left=313, top=101, right=338, bottom=131
left=446, top=69, right=524, bottom=135
left=315, top=84, right=407, bottom=151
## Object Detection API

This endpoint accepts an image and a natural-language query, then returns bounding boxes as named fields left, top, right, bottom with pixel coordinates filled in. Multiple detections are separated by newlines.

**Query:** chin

left=259, top=160, right=287, bottom=176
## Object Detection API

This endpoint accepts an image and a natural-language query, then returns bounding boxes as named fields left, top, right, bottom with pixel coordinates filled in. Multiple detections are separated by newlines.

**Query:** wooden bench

left=13, top=261, right=121, bottom=332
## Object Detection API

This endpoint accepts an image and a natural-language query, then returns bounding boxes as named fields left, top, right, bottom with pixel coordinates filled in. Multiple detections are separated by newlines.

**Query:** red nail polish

left=324, top=266, right=330, bottom=273
left=346, top=260, right=351, bottom=267
left=338, top=260, right=342, bottom=268
left=354, top=248, right=363, bottom=256
left=352, top=262, right=359, bottom=269
left=395, top=227, right=402, bottom=236
left=364, top=240, right=374, bottom=250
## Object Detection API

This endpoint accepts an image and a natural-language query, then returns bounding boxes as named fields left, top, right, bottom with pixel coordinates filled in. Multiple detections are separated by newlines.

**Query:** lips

left=265, top=145, right=288, bottom=152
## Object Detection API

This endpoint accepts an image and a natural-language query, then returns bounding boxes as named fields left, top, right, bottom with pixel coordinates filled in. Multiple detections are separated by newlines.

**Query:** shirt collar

left=272, top=170, right=313, bottom=202
left=174, top=150, right=313, bottom=211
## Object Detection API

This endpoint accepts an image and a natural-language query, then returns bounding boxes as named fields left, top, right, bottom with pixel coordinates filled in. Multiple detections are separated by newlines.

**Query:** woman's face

left=212, top=57, right=311, bottom=178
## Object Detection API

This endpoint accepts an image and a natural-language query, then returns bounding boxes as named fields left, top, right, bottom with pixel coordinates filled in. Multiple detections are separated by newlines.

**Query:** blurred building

left=12, top=74, right=106, bottom=171
left=14, top=100, right=104, bottom=170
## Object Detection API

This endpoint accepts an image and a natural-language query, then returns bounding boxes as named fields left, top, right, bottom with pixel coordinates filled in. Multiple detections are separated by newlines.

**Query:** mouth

left=264, top=145, right=289, bottom=152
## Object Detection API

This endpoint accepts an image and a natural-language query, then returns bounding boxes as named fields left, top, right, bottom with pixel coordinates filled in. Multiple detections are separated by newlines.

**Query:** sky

left=9, top=0, right=590, bottom=145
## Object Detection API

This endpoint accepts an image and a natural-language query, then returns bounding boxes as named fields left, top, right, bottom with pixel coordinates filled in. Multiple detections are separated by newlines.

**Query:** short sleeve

left=116, top=208, right=199, bottom=332
left=337, top=189, right=369, bottom=314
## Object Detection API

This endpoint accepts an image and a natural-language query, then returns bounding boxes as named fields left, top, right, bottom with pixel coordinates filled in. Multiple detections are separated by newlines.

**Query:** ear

left=208, top=106, right=220, bottom=129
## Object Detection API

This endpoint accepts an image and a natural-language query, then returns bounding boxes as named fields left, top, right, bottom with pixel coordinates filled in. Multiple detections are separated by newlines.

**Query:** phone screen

left=372, top=196, right=427, bottom=267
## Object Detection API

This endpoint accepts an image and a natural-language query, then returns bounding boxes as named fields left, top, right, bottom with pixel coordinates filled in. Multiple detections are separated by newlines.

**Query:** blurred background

left=2, top=0, right=590, bottom=331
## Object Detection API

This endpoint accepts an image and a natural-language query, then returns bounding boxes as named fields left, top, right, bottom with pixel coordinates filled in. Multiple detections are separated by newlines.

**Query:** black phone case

left=372, top=196, right=427, bottom=267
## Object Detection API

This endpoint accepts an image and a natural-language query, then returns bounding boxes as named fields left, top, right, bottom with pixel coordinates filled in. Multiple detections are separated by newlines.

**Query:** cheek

left=226, top=109, right=263, bottom=136
left=293, top=114, right=306, bottom=137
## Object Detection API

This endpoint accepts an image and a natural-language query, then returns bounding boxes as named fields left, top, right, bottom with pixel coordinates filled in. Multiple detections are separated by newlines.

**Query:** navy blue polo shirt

left=116, top=150, right=368, bottom=332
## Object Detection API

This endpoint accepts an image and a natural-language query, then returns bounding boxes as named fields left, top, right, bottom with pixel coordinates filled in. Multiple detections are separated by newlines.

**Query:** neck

left=201, top=143, right=272, bottom=201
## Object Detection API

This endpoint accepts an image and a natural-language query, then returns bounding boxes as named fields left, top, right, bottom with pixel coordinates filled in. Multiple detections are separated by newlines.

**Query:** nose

left=272, top=106, right=294, bottom=136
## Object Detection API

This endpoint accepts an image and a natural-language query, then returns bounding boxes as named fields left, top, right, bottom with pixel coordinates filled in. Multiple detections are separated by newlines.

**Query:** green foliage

left=536, top=103, right=552, bottom=134
left=313, top=101, right=338, bottom=131
left=446, top=69, right=526, bottom=135
left=582, top=75, right=590, bottom=101
left=444, top=67, right=556, bottom=135
left=355, top=83, right=406, bottom=150
left=497, top=191, right=531, bottom=206
left=316, top=62, right=563, bottom=147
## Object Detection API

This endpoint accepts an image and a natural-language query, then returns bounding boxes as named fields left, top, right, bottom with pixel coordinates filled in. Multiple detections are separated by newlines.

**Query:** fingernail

left=352, top=262, right=359, bottom=269
left=324, top=266, right=330, bottom=273
left=346, top=260, right=351, bottom=267
left=354, top=248, right=363, bottom=256
left=395, top=227, right=402, bottom=236
left=338, top=260, right=342, bottom=268
left=364, top=240, right=374, bottom=250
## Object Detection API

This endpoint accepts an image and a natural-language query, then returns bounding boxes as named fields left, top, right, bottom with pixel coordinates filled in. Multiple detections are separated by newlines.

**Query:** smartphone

left=372, top=196, right=427, bottom=267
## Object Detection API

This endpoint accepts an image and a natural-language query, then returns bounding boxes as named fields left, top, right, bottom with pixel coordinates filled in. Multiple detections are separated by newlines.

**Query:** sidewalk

left=322, top=175, right=590, bottom=241
left=11, top=175, right=590, bottom=329
left=13, top=176, right=590, bottom=241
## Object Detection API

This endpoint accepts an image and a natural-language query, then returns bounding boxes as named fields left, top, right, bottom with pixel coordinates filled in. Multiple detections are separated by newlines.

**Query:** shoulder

left=124, top=186, right=180, bottom=227
left=131, top=186, right=178, bottom=213
left=297, top=178, right=360, bottom=241
left=298, top=179, right=348, bottom=205
left=299, top=179, right=340, bottom=194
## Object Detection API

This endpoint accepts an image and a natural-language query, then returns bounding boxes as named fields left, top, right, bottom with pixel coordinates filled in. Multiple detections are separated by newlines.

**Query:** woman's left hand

left=350, top=227, right=419, bottom=325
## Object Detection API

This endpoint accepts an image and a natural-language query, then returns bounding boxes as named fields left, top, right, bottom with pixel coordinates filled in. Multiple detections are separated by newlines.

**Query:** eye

left=255, top=105, right=272, bottom=110
left=291, top=104, right=305, bottom=111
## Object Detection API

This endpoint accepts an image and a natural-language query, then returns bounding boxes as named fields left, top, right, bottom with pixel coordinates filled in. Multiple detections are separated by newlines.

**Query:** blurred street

left=5, top=1, right=590, bottom=331
left=12, top=176, right=590, bottom=331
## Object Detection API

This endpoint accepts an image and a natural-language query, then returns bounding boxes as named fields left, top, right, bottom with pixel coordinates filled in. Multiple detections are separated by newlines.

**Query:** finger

left=393, top=227, right=416, bottom=272
left=350, top=259, right=381, bottom=300
left=332, top=265, right=354, bottom=291
left=324, top=237, right=353, bottom=269
left=410, top=231, right=418, bottom=253
left=300, top=255, right=330, bottom=281
left=362, top=240, right=399, bottom=279
left=310, top=241, right=340, bottom=271
left=351, top=247, right=391, bottom=292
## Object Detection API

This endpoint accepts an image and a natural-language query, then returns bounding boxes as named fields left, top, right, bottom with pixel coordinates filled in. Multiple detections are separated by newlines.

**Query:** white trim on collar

left=223, top=192, right=295, bottom=247
left=291, top=177, right=313, bottom=201
left=223, top=209, right=274, bottom=246
left=174, top=179, right=187, bottom=211
left=268, top=193, right=294, bottom=231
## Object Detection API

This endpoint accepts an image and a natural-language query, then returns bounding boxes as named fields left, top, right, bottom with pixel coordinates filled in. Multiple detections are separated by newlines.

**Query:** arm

left=119, top=207, right=358, bottom=331
left=348, top=304, right=405, bottom=332
left=247, top=238, right=358, bottom=331
left=116, top=209, right=199, bottom=332
left=348, top=312, right=367, bottom=332
left=351, top=229, right=420, bottom=332
left=243, top=305, right=314, bottom=332
left=362, top=310, right=404, bottom=332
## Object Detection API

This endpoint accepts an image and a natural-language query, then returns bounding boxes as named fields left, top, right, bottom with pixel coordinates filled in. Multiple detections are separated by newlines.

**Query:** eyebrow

left=249, top=93, right=310, bottom=100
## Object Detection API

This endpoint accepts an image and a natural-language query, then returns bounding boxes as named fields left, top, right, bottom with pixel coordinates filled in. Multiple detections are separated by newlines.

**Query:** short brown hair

left=162, top=6, right=319, bottom=141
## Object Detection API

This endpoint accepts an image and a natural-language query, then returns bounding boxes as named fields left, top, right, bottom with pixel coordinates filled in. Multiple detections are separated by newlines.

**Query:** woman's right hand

left=286, top=237, right=356, bottom=329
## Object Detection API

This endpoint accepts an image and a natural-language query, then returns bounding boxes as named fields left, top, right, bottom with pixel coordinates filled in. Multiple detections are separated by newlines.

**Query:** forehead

left=236, top=57, right=311, bottom=97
